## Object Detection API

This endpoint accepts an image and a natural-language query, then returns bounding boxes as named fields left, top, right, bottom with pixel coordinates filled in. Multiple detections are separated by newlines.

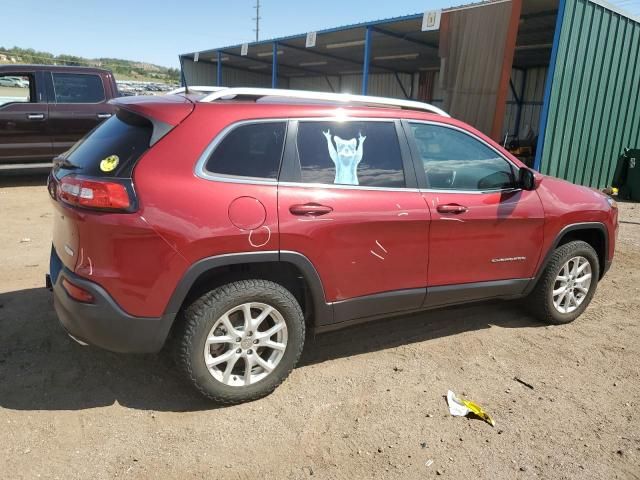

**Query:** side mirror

left=518, top=167, right=536, bottom=191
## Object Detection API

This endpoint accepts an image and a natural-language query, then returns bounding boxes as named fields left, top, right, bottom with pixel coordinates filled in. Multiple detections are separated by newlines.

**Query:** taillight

left=62, top=278, right=95, bottom=303
left=58, top=175, right=133, bottom=211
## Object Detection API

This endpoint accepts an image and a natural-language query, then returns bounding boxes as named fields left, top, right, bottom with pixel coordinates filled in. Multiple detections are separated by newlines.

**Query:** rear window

left=57, top=110, right=153, bottom=178
left=52, top=73, right=105, bottom=103
left=204, top=122, right=286, bottom=180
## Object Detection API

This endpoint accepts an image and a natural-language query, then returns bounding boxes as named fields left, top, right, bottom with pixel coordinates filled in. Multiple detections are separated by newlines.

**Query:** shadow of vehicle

left=0, top=287, right=542, bottom=412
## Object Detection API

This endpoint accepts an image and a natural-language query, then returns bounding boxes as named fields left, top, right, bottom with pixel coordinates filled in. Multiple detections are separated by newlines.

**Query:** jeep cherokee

left=47, top=88, right=619, bottom=403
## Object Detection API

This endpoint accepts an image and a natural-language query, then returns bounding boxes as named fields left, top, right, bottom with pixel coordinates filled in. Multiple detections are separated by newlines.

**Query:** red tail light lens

left=58, top=176, right=132, bottom=211
left=62, top=278, right=95, bottom=303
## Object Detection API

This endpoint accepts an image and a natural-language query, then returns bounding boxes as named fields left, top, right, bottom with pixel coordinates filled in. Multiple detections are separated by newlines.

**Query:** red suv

left=47, top=88, right=618, bottom=403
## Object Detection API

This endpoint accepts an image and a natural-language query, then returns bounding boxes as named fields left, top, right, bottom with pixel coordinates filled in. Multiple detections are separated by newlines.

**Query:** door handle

left=97, top=113, right=112, bottom=119
left=437, top=203, right=468, bottom=214
left=27, top=113, right=45, bottom=120
left=289, top=203, right=333, bottom=216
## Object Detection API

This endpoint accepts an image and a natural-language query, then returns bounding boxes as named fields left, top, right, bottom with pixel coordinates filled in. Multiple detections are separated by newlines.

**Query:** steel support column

left=514, top=69, right=527, bottom=138
left=490, top=0, right=523, bottom=141
left=362, top=26, right=372, bottom=95
left=216, top=51, right=223, bottom=86
left=533, top=0, right=567, bottom=171
left=394, top=72, right=410, bottom=99
left=272, top=41, right=278, bottom=88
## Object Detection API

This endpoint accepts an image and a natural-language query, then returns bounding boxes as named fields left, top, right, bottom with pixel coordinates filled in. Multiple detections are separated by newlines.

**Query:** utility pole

left=253, top=0, right=261, bottom=42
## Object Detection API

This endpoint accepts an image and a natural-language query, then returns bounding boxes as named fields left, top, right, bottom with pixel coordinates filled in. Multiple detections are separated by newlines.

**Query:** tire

left=176, top=279, right=305, bottom=403
left=528, top=240, right=599, bottom=325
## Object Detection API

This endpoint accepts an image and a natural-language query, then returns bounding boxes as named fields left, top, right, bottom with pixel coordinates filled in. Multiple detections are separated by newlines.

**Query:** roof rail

left=198, top=87, right=450, bottom=117
left=167, top=86, right=228, bottom=95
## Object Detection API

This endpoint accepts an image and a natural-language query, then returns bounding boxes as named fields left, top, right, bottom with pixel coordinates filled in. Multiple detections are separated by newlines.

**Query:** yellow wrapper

left=460, top=398, right=495, bottom=427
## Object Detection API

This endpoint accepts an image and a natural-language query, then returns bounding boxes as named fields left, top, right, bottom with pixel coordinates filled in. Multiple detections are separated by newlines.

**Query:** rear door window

left=52, top=73, right=105, bottom=103
left=296, top=121, right=405, bottom=188
left=56, top=109, right=152, bottom=178
left=203, top=122, right=286, bottom=180
left=0, top=74, right=34, bottom=106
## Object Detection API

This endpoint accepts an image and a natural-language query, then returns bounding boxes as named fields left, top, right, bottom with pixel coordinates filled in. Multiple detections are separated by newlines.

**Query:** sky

left=1, top=0, right=639, bottom=69
left=0, top=0, right=453, bottom=68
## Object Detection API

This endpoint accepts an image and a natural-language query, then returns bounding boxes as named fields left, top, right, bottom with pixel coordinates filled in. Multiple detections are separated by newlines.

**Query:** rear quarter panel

left=132, top=104, right=283, bottom=267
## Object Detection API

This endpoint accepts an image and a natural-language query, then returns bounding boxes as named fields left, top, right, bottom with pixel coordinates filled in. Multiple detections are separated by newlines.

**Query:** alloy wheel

left=552, top=256, right=592, bottom=314
left=203, top=302, right=288, bottom=387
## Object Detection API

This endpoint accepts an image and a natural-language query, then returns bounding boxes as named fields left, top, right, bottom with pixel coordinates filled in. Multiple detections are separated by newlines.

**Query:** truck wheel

left=176, top=279, right=305, bottom=403
left=528, top=240, right=599, bottom=325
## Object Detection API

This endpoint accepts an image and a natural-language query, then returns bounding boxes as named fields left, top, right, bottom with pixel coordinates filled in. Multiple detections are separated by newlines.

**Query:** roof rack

left=167, top=86, right=228, bottom=95
left=198, top=87, right=450, bottom=117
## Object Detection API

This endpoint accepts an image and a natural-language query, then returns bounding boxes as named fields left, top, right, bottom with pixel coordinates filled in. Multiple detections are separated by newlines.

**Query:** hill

left=0, top=47, right=180, bottom=84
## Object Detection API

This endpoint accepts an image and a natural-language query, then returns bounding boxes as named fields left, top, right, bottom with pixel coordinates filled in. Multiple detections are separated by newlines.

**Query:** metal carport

left=180, top=0, right=640, bottom=188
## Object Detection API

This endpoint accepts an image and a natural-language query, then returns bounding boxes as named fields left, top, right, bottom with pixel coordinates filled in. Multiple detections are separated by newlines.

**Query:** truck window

left=52, top=73, right=105, bottom=103
left=0, top=74, right=33, bottom=106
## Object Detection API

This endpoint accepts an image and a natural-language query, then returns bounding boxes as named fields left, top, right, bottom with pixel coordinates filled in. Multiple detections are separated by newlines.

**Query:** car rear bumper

left=51, top=263, right=173, bottom=354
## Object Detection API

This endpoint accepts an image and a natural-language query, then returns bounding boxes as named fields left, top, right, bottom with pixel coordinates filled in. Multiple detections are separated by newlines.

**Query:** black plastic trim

left=332, top=288, right=426, bottom=324
left=315, top=278, right=530, bottom=334
left=394, top=119, right=419, bottom=189
left=424, top=278, right=530, bottom=308
left=523, top=221, right=609, bottom=295
left=279, top=250, right=334, bottom=325
left=161, top=250, right=333, bottom=326
left=163, top=251, right=280, bottom=316
left=53, top=267, right=169, bottom=353
left=279, top=120, right=301, bottom=183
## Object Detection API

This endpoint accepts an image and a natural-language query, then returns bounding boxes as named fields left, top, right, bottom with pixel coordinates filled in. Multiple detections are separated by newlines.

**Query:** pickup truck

left=0, top=65, right=119, bottom=173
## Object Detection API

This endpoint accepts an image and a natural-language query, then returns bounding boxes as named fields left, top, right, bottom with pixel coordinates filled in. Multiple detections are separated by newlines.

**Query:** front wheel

left=528, top=240, right=599, bottom=324
left=176, top=279, right=305, bottom=403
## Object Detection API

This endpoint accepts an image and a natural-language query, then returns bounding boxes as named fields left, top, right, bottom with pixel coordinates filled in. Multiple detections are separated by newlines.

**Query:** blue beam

left=534, top=0, right=567, bottom=171
left=272, top=42, right=278, bottom=88
left=362, top=26, right=372, bottom=95
left=216, top=51, right=223, bottom=86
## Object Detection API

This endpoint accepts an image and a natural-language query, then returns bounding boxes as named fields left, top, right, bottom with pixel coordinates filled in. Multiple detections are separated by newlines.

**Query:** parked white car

left=0, top=76, right=29, bottom=88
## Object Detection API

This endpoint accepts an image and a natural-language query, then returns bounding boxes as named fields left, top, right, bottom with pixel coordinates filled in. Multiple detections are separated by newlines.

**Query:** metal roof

left=180, top=0, right=565, bottom=78
left=180, top=0, right=639, bottom=79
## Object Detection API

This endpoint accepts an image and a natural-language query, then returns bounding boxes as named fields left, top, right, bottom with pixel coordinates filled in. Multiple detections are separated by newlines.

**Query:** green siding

left=540, top=0, right=640, bottom=188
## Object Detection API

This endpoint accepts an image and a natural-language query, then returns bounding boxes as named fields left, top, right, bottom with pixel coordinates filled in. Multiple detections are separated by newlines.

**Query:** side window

left=204, top=122, right=286, bottom=180
left=410, top=123, right=515, bottom=191
left=0, top=74, right=33, bottom=106
left=297, top=121, right=405, bottom=188
left=52, top=73, right=105, bottom=103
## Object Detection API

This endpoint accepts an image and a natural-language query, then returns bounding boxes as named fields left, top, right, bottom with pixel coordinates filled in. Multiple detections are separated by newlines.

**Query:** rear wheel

left=176, top=279, right=305, bottom=403
left=528, top=240, right=599, bottom=324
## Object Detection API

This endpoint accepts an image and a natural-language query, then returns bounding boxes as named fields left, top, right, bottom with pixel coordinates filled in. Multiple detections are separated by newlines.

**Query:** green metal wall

left=539, top=0, right=640, bottom=188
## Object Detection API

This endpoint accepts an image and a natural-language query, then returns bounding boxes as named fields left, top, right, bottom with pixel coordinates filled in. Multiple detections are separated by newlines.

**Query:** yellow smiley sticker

left=99, top=155, right=119, bottom=172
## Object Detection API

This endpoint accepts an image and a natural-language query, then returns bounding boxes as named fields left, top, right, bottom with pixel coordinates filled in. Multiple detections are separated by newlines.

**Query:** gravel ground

left=0, top=177, right=638, bottom=479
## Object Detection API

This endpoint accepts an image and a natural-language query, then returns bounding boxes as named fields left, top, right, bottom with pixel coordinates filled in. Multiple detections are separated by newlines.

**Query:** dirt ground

left=1, top=176, right=639, bottom=480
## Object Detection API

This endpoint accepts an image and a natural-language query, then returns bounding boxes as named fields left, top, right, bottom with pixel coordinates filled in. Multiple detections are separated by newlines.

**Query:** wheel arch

left=162, top=251, right=333, bottom=343
left=525, top=222, right=608, bottom=295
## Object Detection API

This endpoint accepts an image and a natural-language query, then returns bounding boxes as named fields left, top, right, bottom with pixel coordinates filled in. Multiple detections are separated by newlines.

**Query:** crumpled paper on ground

left=447, top=390, right=495, bottom=427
